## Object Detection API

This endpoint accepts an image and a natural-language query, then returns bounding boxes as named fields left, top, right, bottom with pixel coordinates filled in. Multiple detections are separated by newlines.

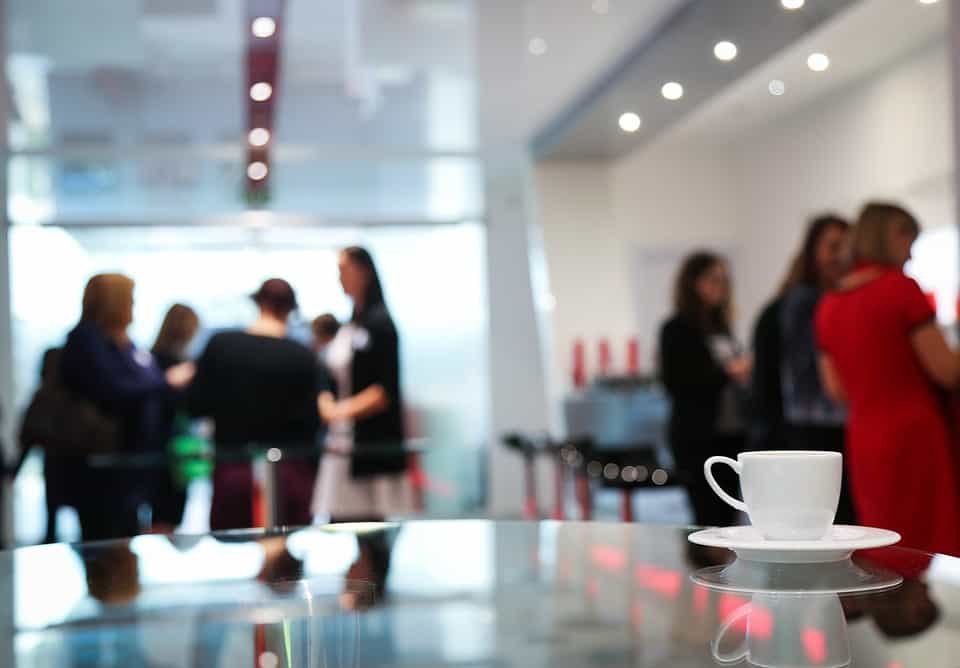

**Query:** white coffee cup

left=704, top=451, right=842, bottom=540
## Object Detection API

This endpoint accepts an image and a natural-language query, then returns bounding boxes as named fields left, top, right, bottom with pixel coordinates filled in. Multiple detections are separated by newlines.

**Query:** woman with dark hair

left=149, top=303, right=200, bottom=531
left=817, top=203, right=960, bottom=554
left=659, top=252, right=751, bottom=528
left=312, top=246, right=408, bottom=522
left=750, top=215, right=855, bottom=523
left=188, top=278, right=321, bottom=530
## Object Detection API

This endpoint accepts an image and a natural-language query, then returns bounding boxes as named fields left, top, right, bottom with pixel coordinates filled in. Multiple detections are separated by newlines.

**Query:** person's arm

left=899, top=276, right=960, bottom=390
left=320, top=314, right=398, bottom=423
left=818, top=353, right=847, bottom=405
left=62, top=326, right=166, bottom=405
left=322, top=386, right=389, bottom=423
left=911, top=323, right=960, bottom=389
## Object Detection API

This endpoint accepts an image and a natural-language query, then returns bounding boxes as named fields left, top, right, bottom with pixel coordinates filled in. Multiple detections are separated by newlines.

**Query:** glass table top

left=3, top=520, right=959, bottom=667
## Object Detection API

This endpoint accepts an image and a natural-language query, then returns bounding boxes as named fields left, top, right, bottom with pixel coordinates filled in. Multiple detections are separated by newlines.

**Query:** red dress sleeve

left=897, top=274, right=936, bottom=331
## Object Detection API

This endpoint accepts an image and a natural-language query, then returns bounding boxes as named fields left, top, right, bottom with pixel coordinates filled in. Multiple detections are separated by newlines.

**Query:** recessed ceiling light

left=251, top=16, right=276, bottom=38
left=248, top=127, right=271, bottom=147
left=713, top=41, right=738, bottom=62
left=592, top=0, right=610, bottom=14
left=618, top=112, right=642, bottom=133
left=807, top=53, right=830, bottom=72
left=250, top=82, right=273, bottom=101
left=528, top=37, right=548, bottom=56
left=781, top=0, right=805, bottom=9
left=917, top=0, right=938, bottom=4
left=661, top=82, right=684, bottom=101
left=247, top=161, right=269, bottom=181
left=768, top=79, right=786, bottom=96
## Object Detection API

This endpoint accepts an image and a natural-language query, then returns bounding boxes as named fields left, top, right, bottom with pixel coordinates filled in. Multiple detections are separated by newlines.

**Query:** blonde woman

left=817, top=203, right=960, bottom=556
left=59, top=274, right=193, bottom=540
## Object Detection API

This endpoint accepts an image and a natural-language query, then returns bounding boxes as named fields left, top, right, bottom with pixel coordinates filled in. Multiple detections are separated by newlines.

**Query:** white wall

left=536, top=141, right=740, bottom=401
left=535, top=38, right=953, bottom=401
left=735, top=39, right=954, bottom=326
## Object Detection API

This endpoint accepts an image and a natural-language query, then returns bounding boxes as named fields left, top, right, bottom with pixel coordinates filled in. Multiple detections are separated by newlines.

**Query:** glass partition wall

left=5, top=0, right=488, bottom=542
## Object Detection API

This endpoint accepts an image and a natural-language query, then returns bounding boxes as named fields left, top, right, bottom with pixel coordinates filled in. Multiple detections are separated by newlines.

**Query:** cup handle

left=711, top=602, right=751, bottom=664
left=704, top=456, right=748, bottom=513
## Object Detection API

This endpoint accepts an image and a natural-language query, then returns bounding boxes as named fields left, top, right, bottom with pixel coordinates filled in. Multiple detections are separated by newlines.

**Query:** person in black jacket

left=659, top=252, right=751, bottom=528
left=188, top=278, right=321, bottom=531
left=312, top=246, right=408, bottom=522
left=750, top=215, right=855, bottom=523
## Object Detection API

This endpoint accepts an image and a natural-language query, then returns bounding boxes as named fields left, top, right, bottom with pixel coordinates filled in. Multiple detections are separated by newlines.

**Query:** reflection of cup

left=712, top=593, right=850, bottom=668
left=704, top=451, right=841, bottom=540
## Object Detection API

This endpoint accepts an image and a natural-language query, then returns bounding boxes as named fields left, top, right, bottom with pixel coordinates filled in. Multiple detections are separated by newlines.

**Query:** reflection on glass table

left=6, top=521, right=960, bottom=667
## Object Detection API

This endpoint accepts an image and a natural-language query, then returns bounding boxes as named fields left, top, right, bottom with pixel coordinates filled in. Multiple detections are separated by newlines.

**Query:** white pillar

left=477, top=1, right=553, bottom=516
left=484, top=158, right=553, bottom=516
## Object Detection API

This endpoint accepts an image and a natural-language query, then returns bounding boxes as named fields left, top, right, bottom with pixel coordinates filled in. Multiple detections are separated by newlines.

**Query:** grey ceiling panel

left=533, top=0, right=859, bottom=160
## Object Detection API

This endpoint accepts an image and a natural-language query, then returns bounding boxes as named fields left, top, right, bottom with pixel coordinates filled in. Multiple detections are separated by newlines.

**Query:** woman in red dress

left=816, top=202, right=960, bottom=556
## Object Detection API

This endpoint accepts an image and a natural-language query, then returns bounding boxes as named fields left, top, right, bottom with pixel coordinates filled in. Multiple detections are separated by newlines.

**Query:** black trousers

left=673, top=433, right=745, bottom=528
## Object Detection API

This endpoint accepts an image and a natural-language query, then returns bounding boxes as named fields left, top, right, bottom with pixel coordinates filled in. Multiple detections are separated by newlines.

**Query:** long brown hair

left=673, top=251, right=731, bottom=335
left=81, top=273, right=134, bottom=334
left=152, top=303, right=200, bottom=358
left=852, top=202, right=919, bottom=265
left=778, top=214, right=850, bottom=295
left=342, top=246, right=387, bottom=322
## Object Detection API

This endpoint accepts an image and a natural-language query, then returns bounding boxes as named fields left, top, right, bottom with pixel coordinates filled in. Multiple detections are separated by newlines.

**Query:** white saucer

left=688, top=525, right=901, bottom=563
left=691, top=558, right=903, bottom=594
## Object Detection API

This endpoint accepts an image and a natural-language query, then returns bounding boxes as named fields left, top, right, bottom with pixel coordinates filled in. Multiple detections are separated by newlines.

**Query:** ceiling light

left=249, top=82, right=273, bottom=102
left=248, top=127, right=271, bottom=147
left=247, top=161, right=269, bottom=181
left=618, top=112, right=642, bottom=133
left=807, top=53, right=830, bottom=72
left=917, top=0, right=938, bottom=4
left=528, top=37, right=548, bottom=56
left=768, top=79, right=786, bottom=96
left=713, top=41, right=737, bottom=62
left=781, top=0, right=805, bottom=9
left=592, top=0, right=610, bottom=14
left=251, top=16, right=276, bottom=38
left=661, top=82, right=683, bottom=101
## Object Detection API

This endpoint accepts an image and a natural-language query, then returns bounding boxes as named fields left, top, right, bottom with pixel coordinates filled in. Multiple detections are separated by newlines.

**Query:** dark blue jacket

left=60, top=321, right=169, bottom=452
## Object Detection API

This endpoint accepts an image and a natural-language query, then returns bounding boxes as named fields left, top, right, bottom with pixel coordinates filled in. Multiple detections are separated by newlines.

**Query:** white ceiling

left=668, top=0, right=949, bottom=147
left=518, top=0, right=688, bottom=138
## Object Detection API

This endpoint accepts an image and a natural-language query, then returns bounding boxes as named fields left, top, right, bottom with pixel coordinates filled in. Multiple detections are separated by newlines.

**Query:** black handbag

left=19, top=382, right=121, bottom=455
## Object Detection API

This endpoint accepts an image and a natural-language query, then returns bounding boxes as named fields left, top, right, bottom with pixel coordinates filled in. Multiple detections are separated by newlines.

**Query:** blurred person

left=149, top=303, right=200, bottom=531
left=34, top=348, right=72, bottom=543
left=67, top=541, right=145, bottom=667
left=817, top=203, right=960, bottom=555
left=311, top=313, right=340, bottom=354
left=750, top=215, right=856, bottom=524
left=312, top=247, right=408, bottom=523
left=59, top=274, right=194, bottom=541
left=659, top=251, right=751, bottom=528
left=311, top=313, right=340, bottom=446
left=187, top=278, right=321, bottom=530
